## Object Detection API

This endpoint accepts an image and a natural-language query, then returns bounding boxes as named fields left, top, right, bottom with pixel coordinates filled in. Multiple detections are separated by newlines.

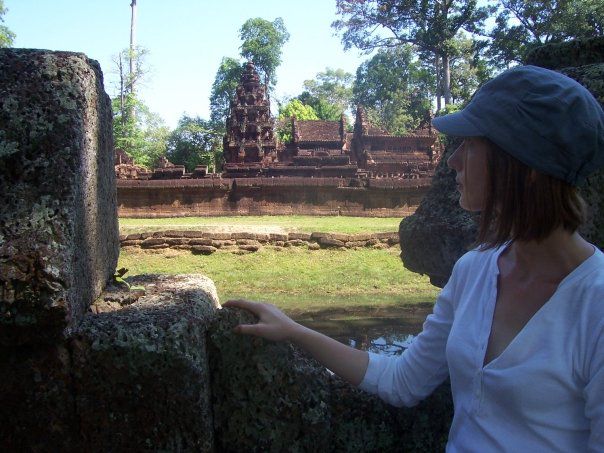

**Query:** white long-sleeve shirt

left=359, top=245, right=604, bottom=452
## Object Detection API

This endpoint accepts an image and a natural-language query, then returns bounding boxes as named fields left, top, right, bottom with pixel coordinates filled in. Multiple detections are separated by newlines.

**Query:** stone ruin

left=0, top=48, right=453, bottom=451
left=116, top=61, right=442, bottom=182
left=222, top=62, right=443, bottom=180
left=399, top=36, right=604, bottom=287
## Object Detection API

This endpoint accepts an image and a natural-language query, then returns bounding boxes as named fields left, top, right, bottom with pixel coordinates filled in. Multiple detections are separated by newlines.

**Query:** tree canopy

left=333, top=0, right=494, bottom=108
left=353, top=46, right=433, bottom=134
left=276, top=99, right=319, bottom=142
left=166, top=115, right=222, bottom=172
left=209, top=57, right=245, bottom=132
left=0, top=0, right=15, bottom=48
left=300, top=68, right=354, bottom=118
left=488, top=0, right=604, bottom=67
left=239, top=17, right=290, bottom=90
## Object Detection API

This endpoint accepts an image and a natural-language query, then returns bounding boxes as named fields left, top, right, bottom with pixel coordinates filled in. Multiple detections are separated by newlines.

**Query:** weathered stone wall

left=117, top=177, right=431, bottom=218
left=1, top=275, right=220, bottom=451
left=400, top=37, right=604, bottom=286
left=0, top=49, right=118, bottom=344
left=120, top=230, right=400, bottom=254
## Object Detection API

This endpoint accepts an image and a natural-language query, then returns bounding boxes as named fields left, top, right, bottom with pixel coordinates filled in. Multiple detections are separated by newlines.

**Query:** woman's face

left=447, top=137, right=490, bottom=212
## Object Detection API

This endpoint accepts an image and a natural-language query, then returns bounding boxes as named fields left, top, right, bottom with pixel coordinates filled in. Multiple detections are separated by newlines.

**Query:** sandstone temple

left=114, top=61, right=443, bottom=217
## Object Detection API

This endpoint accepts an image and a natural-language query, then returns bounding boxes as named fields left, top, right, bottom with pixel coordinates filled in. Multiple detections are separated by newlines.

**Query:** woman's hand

left=222, top=299, right=301, bottom=342
left=223, top=299, right=369, bottom=386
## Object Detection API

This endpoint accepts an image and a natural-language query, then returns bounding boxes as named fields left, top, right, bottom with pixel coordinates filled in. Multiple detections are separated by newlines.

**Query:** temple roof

left=297, top=120, right=342, bottom=142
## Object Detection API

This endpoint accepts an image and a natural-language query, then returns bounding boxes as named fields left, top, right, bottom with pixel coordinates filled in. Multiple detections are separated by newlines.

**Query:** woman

left=224, top=66, right=604, bottom=451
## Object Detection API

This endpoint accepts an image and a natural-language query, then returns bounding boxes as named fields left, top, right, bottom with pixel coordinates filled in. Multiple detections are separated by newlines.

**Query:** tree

left=296, top=68, right=354, bottom=121
left=353, top=46, right=434, bottom=134
left=276, top=99, right=319, bottom=142
left=209, top=57, right=245, bottom=132
left=488, top=0, right=604, bottom=67
left=333, top=0, right=494, bottom=108
left=0, top=0, right=15, bottom=48
left=112, top=94, right=169, bottom=168
left=449, top=34, right=492, bottom=104
left=239, top=17, right=290, bottom=92
left=113, top=46, right=149, bottom=131
left=166, top=115, right=222, bottom=173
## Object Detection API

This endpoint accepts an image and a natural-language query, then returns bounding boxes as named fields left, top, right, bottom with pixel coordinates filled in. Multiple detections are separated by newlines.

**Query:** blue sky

left=5, top=0, right=370, bottom=128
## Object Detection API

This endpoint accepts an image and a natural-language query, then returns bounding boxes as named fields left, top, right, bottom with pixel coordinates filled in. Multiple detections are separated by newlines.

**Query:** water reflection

left=295, top=305, right=431, bottom=357
left=357, top=333, right=415, bottom=356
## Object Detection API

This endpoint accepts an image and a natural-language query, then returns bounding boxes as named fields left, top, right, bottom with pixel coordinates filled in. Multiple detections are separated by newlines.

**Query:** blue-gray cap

left=432, top=65, right=604, bottom=186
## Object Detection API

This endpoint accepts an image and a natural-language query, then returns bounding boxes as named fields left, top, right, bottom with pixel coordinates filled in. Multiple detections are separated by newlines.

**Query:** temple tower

left=223, top=62, right=277, bottom=177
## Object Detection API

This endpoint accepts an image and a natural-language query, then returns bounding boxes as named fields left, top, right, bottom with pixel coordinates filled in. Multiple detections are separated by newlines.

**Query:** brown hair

left=476, top=139, right=586, bottom=249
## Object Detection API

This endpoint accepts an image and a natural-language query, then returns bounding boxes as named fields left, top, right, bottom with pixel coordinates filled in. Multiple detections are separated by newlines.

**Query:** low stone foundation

left=117, top=177, right=431, bottom=218
left=120, top=230, right=400, bottom=254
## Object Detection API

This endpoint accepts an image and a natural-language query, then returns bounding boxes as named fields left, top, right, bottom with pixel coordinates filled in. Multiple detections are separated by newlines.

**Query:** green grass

left=119, top=215, right=402, bottom=235
left=118, top=246, right=439, bottom=316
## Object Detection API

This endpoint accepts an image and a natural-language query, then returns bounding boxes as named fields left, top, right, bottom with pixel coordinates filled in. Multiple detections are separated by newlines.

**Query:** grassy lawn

left=119, top=215, right=402, bottom=235
left=118, top=246, right=439, bottom=317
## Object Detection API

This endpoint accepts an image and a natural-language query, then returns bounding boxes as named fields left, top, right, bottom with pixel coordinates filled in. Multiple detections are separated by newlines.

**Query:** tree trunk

left=434, top=55, right=441, bottom=113
left=129, top=0, right=137, bottom=89
left=443, top=54, right=452, bottom=105
left=129, top=0, right=137, bottom=121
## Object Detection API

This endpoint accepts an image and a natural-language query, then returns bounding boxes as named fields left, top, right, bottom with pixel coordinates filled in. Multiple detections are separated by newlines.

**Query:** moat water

left=294, top=304, right=432, bottom=356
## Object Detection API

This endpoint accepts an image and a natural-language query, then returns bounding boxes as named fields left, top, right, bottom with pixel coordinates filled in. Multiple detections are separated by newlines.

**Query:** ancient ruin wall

left=117, top=177, right=431, bottom=218
left=0, top=49, right=118, bottom=344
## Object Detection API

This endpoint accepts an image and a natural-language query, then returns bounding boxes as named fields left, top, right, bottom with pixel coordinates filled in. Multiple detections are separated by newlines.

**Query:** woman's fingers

left=235, top=323, right=262, bottom=336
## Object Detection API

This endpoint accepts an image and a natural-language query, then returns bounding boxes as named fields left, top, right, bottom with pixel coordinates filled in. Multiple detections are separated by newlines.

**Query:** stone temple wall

left=0, top=49, right=452, bottom=451
left=117, top=176, right=431, bottom=218
left=399, top=36, right=604, bottom=287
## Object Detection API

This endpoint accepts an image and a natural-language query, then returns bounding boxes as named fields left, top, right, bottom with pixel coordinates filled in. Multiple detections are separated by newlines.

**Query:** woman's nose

left=447, top=144, right=464, bottom=171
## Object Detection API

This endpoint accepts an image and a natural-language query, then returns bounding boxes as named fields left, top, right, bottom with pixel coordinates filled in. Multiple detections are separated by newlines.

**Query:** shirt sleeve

left=358, top=272, right=456, bottom=407
left=585, top=319, right=604, bottom=452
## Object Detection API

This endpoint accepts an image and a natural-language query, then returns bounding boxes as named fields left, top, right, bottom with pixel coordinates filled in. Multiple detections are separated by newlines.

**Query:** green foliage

left=299, top=67, right=354, bottom=119
left=488, top=0, right=604, bottom=67
left=239, top=17, right=290, bottom=89
left=333, top=0, right=494, bottom=106
left=353, top=46, right=433, bottom=134
left=112, top=93, right=169, bottom=168
left=0, top=0, right=15, bottom=48
left=166, top=115, right=221, bottom=173
left=209, top=57, right=245, bottom=132
left=449, top=34, right=493, bottom=104
left=277, top=99, right=319, bottom=142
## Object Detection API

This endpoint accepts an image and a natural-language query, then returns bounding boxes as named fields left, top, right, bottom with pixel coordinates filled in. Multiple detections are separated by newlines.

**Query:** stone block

left=70, top=275, right=218, bottom=451
left=121, top=239, right=143, bottom=247
left=141, top=237, right=167, bottom=247
left=0, top=49, right=118, bottom=345
left=288, top=232, right=312, bottom=241
left=308, top=242, right=321, bottom=250
left=236, top=239, right=262, bottom=246
left=181, top=230, right=210, bottom=239
left=163, top=230, right=186, bottom=238
left=192, top=245, right=217, bottom=255
left=319, top=237, right=346, bottom=248
left=0, top=275, right=219, bottom=451
left=166, top=237, right=189, bottom=246
left=239, top=244, right=261, bottom=252
left=205, top=232, right=232, bottom=240
left=189, top=238, right=214, bottom=246
left=208, top=307, right=453, bottom=452
left=269, top=233, right=289, bottom=242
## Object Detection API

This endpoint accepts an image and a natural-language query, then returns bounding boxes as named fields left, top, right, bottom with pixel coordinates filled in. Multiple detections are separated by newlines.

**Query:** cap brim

left=432, top=111, right=483, bottom=137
